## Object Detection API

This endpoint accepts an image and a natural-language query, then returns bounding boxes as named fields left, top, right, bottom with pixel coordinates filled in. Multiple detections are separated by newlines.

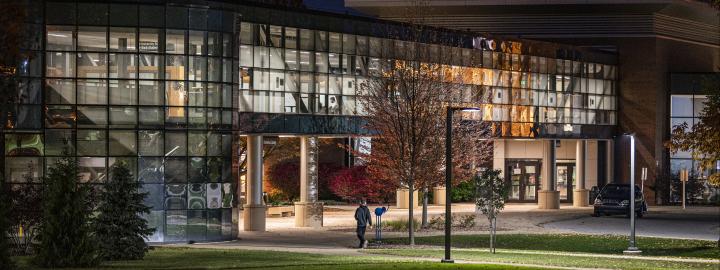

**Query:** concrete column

left=243, top=135, right=266, bottom=231
left=433, top=186, right=446, bottom=205
left=573, top=140, right=589, bottom=207
left=295, top=136, right=324, bottom=227
left=396, top=188, right=419, bottom=208
left=538, top=140, right=560, bottom=209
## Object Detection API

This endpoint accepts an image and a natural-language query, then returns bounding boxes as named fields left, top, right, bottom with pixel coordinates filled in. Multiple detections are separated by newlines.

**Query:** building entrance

left=506, top=160, right=541, bottom=202
left=557, top=163, right=576, bottom=202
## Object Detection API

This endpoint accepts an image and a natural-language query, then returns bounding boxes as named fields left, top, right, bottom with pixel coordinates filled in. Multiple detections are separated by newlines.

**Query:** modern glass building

left=347, top=0, right=720, bottom=205
left=4, top=0, right=618, bottom=243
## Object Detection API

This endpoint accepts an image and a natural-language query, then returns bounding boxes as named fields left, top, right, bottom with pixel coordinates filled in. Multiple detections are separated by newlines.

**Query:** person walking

left=354, top=200, right=372, bottom=248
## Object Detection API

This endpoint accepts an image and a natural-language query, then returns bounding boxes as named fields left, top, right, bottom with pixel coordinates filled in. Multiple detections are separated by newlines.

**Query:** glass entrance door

left=556, top=163, right=576, bottom=201
left=506, top=160, right=541, bottom=202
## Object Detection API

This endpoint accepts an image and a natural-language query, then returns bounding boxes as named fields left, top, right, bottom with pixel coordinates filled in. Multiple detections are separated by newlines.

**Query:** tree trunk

left=408, top=180, right=415, bottom=246
left=488, top=217, right=494, bottom=253
left=421, top=186, right=429, bottom=228
left=492, top=217, right=497, bottom=254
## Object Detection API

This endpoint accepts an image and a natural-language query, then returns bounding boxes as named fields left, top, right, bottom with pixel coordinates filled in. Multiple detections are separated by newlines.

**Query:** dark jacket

left=354, top=205, right=372, bottom=227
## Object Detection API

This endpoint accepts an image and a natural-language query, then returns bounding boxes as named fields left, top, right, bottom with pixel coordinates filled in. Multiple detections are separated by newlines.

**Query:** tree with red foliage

left=329, top=166, right=395, bottom=203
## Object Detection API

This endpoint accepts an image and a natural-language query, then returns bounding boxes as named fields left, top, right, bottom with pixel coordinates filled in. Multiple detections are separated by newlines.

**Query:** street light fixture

left=622, top=133, right=642, bottom=254
left=442, top=106, right=480, bottom=263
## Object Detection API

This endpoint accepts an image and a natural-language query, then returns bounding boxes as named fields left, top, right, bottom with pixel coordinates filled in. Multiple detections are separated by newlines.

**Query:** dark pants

left=356, top=226, right=367, bottom=247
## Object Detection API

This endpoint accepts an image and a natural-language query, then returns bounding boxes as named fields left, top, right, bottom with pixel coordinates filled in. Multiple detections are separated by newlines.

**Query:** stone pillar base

left=537, top=190, right=560, bottom=209
left=396, top=188, right=419, bottom=209
left=242, top=204, right=267, bottom=231
left=294, top=202, right=324, bottom=228
left=433, top=186, right=446, bottom=205
left=573, top=189, right=590, bottom=207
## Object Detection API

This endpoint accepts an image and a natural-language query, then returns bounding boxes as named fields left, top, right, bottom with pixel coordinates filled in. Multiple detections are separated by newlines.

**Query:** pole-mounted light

left=442, top=106, right=480, bottom=263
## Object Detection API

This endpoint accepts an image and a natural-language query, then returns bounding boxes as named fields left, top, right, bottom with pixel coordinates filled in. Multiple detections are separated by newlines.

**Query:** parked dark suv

left=592, top=184, right=647, bottom=217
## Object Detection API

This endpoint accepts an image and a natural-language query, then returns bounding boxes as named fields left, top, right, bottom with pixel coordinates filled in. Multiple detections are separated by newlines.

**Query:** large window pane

left=189, top=56, right=206, bottom=81
left=45, top=79, right=75, bottom=104
left=187, top=210, right=206, bottom=241
left=77, top=79, right=107, bottom=104
left=166, top=29, right=186, bottom=54
left=5, top=157, right=43, bottom=183
left=671, top=95, right=693, bottom=117
left=77, top=157, right=106, bottom=183
left=139, top=80, right=163, bottom=105
left=109, top=130, right=136, bottom=156
left=77, top=106, right=107, bottom=127
left=208, top=32, right=221, bottom=56
left=166, top=81, right=186, bottom=107
left=188, top=108, right=206, bottom=128
left=78, top=27, right=107, bottom=51
left=110, top=79, right=137, bottom=105
left=110, top=53, right=137, bottom=78
left=77, top=52, right=108, bottom=78
left=139, top=130, right=163, bottom=156
left=166, top=106, right=187, bottom=127
left=165, top=131, right=187, bottom=156
left=139, top=28, right=162, bottom=53
left=188, top=82, right=206, bottom=107
left=45, top=129, right=75, bottom=156
left=208, top=57, right=221, bottom=82
left=189, top=30, right=205, bottom=55
left=109, top=106, right=136, bottom=127
left=46, top=25, right=75, bottom=51
left=166, top=55, right=186, bottom=80
left=165, top=158, right=187, bottom=183
left=188, top=132, right=207, bottom=156
left=189, top=158, right=208, bottom=183
left=110, top=27, right=137, bottom=52
left=139, top=54, right=163, bottom=79
left=138, top=107, right=164, bottom=126
left=77, top=130, right=107, bottom=156
left=139, top=157, right=164, bottom=183
left=46, top=52, right=75, bottom=77
left=165, top=209, right=187, bottom=242
left=45, top=105, right=75, bottom=128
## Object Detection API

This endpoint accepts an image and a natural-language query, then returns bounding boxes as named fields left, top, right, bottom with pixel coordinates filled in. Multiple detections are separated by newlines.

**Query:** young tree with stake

left=474, top=169, right=509, bottom=253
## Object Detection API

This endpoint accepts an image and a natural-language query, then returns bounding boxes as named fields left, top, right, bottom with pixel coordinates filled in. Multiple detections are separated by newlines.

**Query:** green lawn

left=12, top=247, right=549, bottom=270
left=378, top=234, right=719, bottom=259
left=365, top=249, right=720, bottom=270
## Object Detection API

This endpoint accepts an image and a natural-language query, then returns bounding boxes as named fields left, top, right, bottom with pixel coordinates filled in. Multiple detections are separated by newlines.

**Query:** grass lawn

left=365, top=249, right=720, bottom=270
left=378, top=233, right=719, bottom=259
left=12, top=247, right=550, bottom=270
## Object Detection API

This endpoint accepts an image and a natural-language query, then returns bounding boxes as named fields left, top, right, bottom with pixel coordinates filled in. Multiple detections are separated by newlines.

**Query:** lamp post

left=443, top=106, right=479, bottom=263
left=623, top=133, right=642, bottom=254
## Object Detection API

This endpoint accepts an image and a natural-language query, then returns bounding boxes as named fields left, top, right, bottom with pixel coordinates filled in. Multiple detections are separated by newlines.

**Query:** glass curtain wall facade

left=3, top=0, right=618, bottom=243
left=237, top=22, right=618, bottom=138
left=668, top=73, right=719, bottom=203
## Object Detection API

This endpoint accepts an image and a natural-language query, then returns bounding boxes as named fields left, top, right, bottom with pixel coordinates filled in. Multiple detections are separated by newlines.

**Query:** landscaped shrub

left=7, top=171, right=43, bottom=256
left=267, top=160, right=301, bottom=202
left=94, top=161, right=154, bottom=260
left=428, top=214, right=476, bottom=230
left=451, top=179, right=475, bottom=202
left=329, top=166, right=395, bottom=203
left=382, top=218, right=420, bottom=232
left=0, top=175, right=14, bottom=269
left=35, top=156, right=100, bottom=267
